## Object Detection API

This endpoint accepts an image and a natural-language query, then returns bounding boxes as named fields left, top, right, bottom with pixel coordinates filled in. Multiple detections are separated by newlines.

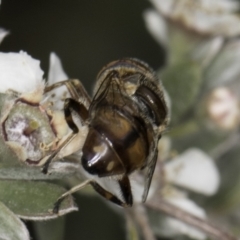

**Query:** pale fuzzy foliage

left=0, top=202, right=30, bottom=240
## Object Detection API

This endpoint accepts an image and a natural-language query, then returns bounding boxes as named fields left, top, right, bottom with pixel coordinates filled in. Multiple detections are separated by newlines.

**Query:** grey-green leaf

left=160, top=60, right=202, bottom=124
left=0, top=180, right=77, bottom=220
left=0, top=201, right=30, bottom=240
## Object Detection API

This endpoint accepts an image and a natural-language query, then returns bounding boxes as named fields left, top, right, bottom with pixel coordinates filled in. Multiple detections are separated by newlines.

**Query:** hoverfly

left=43, top=58, right=168, bottom=212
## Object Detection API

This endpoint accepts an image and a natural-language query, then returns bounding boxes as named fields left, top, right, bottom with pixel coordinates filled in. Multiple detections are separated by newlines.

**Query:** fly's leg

left=90, top=180, right=132, bottom=207
left=44, top=79, right=91, bottom=107
left=42, top=98, right=87, bottom=173
left=118, top=175, right=133, bottom=206
left=142, top=149, right=158, bottom=202
left=53, top=179, right=92, bottom=213
left=42, top=79, right=90, bottom=173
left=53, top=178, right=132, bottom=214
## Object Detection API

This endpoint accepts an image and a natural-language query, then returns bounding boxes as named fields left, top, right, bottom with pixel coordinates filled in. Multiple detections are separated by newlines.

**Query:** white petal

left=150, top=0, right=175, bottom=16
left=143, top=9, right=168, bottom=47
left=165, top=148, right=220, bottom=195
left=47, top=52, right=68, bottom=85
left=45, top=53, right=69, bottom=110
left=0, top=51, right=44, bottom=101
left=192, top=37, right=224, bottom=68
left=167, top=195, right=206, bottom=219
left=0, top=28, right=9, bottom=44
left=163, top=196, right=207, bottom=240
left=205, top=39, right=240, bottom=88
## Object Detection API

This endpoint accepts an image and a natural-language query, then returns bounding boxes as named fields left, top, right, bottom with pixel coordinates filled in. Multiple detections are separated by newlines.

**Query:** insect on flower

left=42, top=58, right=168, bottom=212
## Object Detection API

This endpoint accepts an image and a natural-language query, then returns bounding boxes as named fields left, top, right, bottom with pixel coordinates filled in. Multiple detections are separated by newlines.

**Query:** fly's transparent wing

left=142, top=148, right=158, bottom=202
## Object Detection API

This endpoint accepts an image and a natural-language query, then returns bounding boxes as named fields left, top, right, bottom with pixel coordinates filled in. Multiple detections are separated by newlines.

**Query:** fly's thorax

left=93, top=58, right=154, bottom=96
left=94, top=58, right=168, bottom=129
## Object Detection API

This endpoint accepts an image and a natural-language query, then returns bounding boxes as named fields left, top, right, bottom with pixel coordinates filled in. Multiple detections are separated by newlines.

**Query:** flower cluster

left=141, top=0, right=240, bottom=239
left=0, top=0, right=240, bottom=240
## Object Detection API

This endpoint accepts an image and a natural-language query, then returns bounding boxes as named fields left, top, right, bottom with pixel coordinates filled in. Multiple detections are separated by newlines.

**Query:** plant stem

left=146, top=199, right=237, bottom=240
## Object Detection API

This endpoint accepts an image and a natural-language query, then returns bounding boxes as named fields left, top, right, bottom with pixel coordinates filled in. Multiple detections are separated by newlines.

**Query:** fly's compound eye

left=134, top=84, right=167, bottom=126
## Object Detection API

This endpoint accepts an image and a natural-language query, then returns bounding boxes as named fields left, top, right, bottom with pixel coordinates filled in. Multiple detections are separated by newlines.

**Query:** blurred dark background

left=0, top=0, right=164, bottom=239
left=0, top=0, right=165, bottom=93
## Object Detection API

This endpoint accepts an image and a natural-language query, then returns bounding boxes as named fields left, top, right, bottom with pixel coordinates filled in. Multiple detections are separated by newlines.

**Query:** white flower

left=144, top=0, right=240, bottom=67
left=127, top=138, right=219, bottom=239
left=0, top=49, right=80, bottom=165
left=161, top=148, right=219, bottom=239
left=147, top=140, right=220, bottom=239
left=149, top=0, right=240, bottom=37
left=0, top=51, right=44, bottom=103
left=0, top=29, right=44, bottom=103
